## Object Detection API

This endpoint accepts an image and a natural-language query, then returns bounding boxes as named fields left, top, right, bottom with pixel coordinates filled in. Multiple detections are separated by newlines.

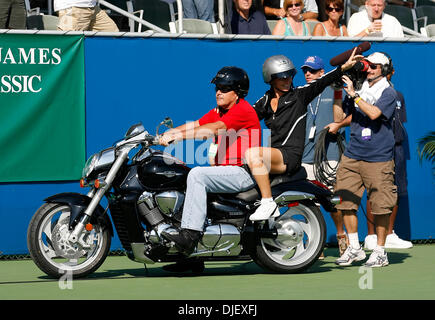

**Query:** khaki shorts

left=58, top=6, right=119, bottom=32
left=334, top=155, right=397, bottom=215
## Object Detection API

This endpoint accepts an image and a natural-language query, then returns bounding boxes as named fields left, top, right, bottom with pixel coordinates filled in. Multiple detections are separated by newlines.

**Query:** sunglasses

left=287, top=3, right=302, bottom=8
left=368, top=63, right=380, bottom=69
left=215, top=85, right=233, bottom=93
left=326, top=6, right=343, bottom=12
left=302, top=67, right=321, bottom=74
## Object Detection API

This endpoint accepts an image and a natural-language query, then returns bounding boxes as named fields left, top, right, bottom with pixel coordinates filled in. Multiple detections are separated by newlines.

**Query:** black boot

left=162, top=228, right=201, bottom=255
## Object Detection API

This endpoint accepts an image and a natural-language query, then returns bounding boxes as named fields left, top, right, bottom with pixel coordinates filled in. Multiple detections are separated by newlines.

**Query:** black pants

left=0, top=0, right=26, bottom=29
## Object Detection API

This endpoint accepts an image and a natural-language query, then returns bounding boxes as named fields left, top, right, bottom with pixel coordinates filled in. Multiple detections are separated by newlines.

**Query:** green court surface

left=0, top=245, right=434, bottom=300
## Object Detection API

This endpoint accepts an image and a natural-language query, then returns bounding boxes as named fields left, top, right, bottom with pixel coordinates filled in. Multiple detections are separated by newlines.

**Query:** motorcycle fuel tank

left=137, top=149, right=190, bottom=190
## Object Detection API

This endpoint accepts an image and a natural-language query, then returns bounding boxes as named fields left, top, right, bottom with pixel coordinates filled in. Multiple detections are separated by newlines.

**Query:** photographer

left=334, top=52, right=397, bottom=268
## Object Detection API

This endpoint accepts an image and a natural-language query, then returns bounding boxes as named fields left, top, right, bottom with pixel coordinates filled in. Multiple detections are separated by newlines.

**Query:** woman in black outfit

left=246, top=51, right=359, bottom=221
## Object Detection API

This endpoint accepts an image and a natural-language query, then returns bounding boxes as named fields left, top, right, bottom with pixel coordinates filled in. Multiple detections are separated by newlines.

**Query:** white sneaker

left=364, top=234, right=377, bottom=250
left=364, top=248, right=389, bottom=267
left=249, top=201, right=279, bottom=221
left=335, top=246, right=366, bottom=266
left=385, top=231, right=413, bottom=249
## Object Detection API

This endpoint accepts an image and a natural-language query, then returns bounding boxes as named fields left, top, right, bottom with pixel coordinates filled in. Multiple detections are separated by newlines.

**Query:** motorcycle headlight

left=82, top=148, right=116, bottom=180
left=82, top=153, right=99, bottom=179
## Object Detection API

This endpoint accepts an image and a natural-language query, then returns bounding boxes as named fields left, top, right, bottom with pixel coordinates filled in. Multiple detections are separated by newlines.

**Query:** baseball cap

left=301, top=56, right=324, bottom=70
left=365, top=52, right=390, bottom=66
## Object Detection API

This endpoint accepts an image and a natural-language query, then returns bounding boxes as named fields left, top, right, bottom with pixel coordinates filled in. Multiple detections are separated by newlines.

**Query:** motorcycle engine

left=147, top=223, right=241, bottom=257
left=154, top=191, right=185, bottom=217
left=142, top=190, right=241, bottom=257
left=196, top=224, right=241, bottom=257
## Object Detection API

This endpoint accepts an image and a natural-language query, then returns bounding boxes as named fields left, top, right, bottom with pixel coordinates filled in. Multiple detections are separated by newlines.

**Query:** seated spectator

left=0, top=0, right=26, bottom=29
left=182, top=0, right=215, bottom=22
left=387, top=0, right=414, bottom=8
left=231, top=0, right=271, bottom=34
left=312, top=0, right=348, bottom=36
left=272, top=0, right=311, bottom=35
left=347, top=0, right=404, bottom=37
left=264, top=0, right=319, bottom=21
left=54, top=0, right=119, bottom=31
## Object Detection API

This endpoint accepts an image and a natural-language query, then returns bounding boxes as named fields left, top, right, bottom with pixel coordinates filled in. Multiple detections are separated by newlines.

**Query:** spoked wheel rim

left=38, top=205, right=105, bottom=272
left=259, top=203, right=322, bottom=267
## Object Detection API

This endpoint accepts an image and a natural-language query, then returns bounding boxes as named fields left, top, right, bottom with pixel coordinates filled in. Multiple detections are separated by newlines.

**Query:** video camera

left=330, top=42, right=371, bottom=91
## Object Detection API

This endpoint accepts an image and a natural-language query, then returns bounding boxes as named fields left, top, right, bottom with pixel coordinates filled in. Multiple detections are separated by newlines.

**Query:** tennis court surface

left=1, top=245, right=434, bottom=300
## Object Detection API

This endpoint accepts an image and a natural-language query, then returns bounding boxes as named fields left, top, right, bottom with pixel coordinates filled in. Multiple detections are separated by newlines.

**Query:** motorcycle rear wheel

left=253, top=200, right=326, bottom=273
left=27, top=202, right=111, bottom=278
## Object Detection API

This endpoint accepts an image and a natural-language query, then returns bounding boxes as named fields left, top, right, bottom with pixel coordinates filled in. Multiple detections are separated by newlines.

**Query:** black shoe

left=162, top=228, right=201, bottom=255
left=162, top=258, right=205, bottom=273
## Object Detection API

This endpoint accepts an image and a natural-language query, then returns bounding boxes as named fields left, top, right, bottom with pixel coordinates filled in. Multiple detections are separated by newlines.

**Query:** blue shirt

left=302, top=86, right=343, bottom=163
left=231, top=9, right=271, bottom=35
left=343, top=86, right=396, bottom=162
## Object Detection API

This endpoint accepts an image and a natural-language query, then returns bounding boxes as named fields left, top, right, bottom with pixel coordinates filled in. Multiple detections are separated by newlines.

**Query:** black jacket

left=253, top=67, right=343, bottom=161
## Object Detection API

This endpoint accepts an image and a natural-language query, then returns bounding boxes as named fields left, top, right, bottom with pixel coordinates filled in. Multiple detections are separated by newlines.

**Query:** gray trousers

left=181, top=166, right=255, bottom=231
left=0, top=0, right=26, bottom=29
left=181, top=0, right=215, bottom=22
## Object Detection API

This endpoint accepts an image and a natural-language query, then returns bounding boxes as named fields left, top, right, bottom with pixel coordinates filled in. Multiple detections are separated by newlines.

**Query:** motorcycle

left=27, top=119, right=340, bottom=278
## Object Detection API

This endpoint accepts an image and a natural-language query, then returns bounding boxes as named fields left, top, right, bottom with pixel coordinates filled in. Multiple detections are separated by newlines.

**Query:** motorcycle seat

left=233, top=166, right=308, bottom=202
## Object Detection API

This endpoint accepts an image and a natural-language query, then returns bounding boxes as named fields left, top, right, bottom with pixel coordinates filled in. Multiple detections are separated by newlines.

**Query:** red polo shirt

left=198, top=98, right=261, bottom=166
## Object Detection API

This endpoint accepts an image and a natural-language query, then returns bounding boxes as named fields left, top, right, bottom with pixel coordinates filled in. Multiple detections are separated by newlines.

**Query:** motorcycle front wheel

left=253, top=200, right=326, bottom=273
left=27, top=202, right=111, bottom=278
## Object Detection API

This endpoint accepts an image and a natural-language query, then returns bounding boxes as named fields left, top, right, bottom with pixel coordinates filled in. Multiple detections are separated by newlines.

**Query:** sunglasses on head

left=215, top=85, right=233, bottom=93
left=287, top=3, right=301, bottom=8
left=326, top=6, right=343, bottom=12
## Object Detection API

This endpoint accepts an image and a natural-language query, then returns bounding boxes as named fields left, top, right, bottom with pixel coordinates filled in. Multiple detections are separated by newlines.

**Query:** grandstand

left=22, top=0, right=435, bottom=38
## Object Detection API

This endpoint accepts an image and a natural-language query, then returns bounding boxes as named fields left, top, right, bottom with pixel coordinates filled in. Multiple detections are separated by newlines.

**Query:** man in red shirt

left=159, top=66, right=261, bottom=255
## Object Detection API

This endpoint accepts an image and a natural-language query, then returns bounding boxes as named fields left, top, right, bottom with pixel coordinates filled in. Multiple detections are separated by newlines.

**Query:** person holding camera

left=334, top=52, right=398, bottom=268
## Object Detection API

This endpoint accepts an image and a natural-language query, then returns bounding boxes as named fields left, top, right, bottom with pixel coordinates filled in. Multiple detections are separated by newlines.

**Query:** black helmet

left=211, top=66, right=249, bottom=98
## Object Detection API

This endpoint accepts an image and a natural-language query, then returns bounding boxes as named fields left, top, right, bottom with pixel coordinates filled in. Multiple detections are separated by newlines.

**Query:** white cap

left=366, top=52, right=390, bottom=66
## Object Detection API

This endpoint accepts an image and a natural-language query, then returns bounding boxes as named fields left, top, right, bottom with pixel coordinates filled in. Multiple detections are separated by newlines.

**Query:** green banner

left=0, top=34, right=85, bottom=182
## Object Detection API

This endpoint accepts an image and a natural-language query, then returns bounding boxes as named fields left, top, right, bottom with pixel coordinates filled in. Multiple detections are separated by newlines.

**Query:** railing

left=98, top=0, right=169, bottom=33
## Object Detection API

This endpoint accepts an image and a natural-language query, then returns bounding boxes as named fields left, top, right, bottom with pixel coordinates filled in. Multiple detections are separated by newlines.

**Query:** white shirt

left=347, top=10, right=404, bottom=38
left=54, top=0, right=97, bottom=12
left=303, top=0, right=318, bottom=14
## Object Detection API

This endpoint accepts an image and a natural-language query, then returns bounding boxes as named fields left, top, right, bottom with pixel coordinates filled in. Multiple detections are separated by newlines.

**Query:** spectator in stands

left=182, top=0, right=215, bottom=22
left=300, top=55, right=349, bottom=258
left=387, top=0, right=414, bottom=8
left=0, top=0, right=26, bottom=29
left=272, top=0, right=311, bottom=35
left=264, top=0, right=319, bottom=21
left=347, top=0, right=404, bottom=37
left=231, top=0, right=271, bottom=34
left=312, top=0, right=348, bottom=36
left=54, top=0, right=119, bottom=31
left=364, top=58, right=413, bottom=250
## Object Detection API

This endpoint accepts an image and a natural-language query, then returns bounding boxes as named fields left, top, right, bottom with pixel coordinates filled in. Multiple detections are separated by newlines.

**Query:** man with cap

left=300, top=55, right=350, bottom=258
left=334, top=52, right=398, bottom=268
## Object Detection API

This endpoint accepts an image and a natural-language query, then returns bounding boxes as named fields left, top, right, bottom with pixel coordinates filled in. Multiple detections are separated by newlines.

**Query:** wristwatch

left=351, top=93, right=360, bottom=99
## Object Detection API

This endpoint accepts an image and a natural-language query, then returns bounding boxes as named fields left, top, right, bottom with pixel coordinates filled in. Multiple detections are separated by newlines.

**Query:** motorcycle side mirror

left=162, top=117, right=173, bottom=129
left=156, top=117, right=173, bottom=135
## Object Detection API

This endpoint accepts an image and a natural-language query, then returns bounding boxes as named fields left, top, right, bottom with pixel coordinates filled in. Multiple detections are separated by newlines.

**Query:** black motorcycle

left=27, top=119, right=340, bottom=278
